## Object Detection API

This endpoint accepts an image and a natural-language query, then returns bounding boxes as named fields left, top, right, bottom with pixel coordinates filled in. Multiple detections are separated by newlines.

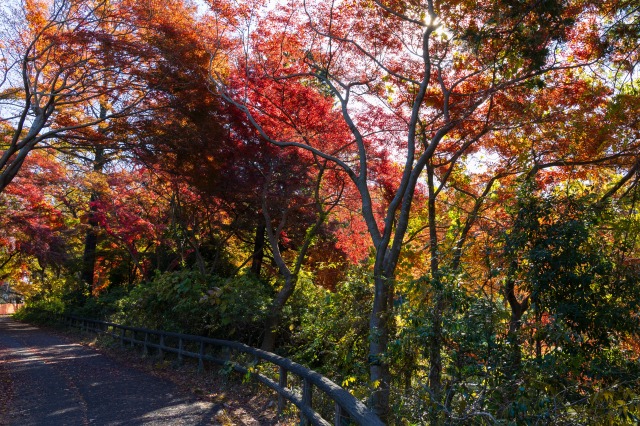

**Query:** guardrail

left=62, top=315, right=383, bottom=426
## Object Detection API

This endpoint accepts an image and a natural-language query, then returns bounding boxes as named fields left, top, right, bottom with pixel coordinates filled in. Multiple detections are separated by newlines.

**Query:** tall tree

left=208, top=0, right=628, bottom=419
left=0, top=0, right=149, bottom=193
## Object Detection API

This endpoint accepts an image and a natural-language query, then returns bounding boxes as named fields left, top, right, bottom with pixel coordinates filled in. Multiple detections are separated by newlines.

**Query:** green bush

left=114, top=270, right=270, bottom=344
left=199, top=273, right=271, bottom=345
left=69, top=286, right=130, bottom=319
left=13, top=298, right=65, bottom=324
left=286, top=267, right=372, bottom=399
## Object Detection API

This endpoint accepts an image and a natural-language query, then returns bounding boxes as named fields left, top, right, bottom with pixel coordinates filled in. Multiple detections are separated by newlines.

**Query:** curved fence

left=62, top=315, right=383, bottom=426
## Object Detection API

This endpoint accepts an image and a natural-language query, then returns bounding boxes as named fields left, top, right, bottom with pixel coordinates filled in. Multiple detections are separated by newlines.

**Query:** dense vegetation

left=2, top=0, right=639, bottom=423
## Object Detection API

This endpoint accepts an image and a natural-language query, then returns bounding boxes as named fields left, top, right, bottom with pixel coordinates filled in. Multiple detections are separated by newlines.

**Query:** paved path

left=0, top=316, right=221, bottom=425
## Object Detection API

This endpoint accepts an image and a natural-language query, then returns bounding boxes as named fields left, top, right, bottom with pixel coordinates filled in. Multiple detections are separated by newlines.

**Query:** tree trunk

left=80, top=191, right=99, bottom=293
left=368, top=269, right=392, bottom=423
left=426, top=164, right=444, bottom=422
left=506, top=277, right=529, bottom=372
left=261, top=274, right=296, bottom=352
left=428, top=292, right=444, bottom=400
left=258, top=167, right=328, bottom=353
left=250, top=222, right=266, bottom=276
left=80, top=146, right=105, bottom=295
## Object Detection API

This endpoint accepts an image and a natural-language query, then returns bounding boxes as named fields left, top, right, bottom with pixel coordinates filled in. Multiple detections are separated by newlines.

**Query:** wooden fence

left=0, top=303, right=23, bottom=315
left=63, top=315, right=384, bottom=426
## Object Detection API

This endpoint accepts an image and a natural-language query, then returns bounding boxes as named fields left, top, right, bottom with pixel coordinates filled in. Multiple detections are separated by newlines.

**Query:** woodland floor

left=0, top=316, right=291, bottom=425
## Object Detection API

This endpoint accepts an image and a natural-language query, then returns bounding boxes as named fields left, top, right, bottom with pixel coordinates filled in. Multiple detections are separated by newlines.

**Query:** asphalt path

left=0, top=316, right=221, bottom=425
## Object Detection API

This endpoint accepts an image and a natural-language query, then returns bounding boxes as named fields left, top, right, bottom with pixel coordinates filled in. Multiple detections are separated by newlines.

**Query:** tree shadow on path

left=0, top=316, right=222, bottom=425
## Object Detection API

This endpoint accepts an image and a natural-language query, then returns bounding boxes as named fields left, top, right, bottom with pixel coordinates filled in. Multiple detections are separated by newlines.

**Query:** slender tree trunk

left=429, top=293, right=444, bottom=397
left=259, top=166, right=330, bottom=353
left=261, top=274, right=296, bottom=352
left=506, top=275, right=529, bottom=371
left=80, top=146, right=105, bottom=295
left=80, top=192, right=99, bottom=291
left=193, top=244, right=207, bottom=275
left=250, top=222, right=266, bottom=276
left=426, top=164, right=444, bottom=421
left=369, top=267, right=392, bottom=423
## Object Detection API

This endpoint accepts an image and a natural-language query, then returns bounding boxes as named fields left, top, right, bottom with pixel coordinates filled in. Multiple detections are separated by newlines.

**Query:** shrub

left=114, top=270, right=270, bottom=344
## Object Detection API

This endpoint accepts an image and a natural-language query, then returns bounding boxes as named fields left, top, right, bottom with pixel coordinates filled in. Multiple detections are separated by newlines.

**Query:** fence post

left=159, top=334, right=165, bottom=358
left=334, top=402, right=343, bottom=426
left=178, top=337, right=184, bottom=365
left=143, top=332, right=149, bottom=356
left=120, top=328, right=125, bottom=348
left=277, top=366, right=288, bottom=415
left=198, top=341, right=205, bottom=372
left=301, top=378, right=312, bottom=426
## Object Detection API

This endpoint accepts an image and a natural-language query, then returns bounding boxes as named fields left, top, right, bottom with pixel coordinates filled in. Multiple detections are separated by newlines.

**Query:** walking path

left=0, top=316, right=222, bottom=425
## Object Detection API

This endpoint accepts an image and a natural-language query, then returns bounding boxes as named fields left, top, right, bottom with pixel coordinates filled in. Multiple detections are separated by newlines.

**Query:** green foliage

left=389, top=278, right=640, bottom=424
left=114, top=269, right=208, bottom=332
left=13, top=274, right=87, bottom=323
left=390, top=272, right=512, bottom=423
left=286, top=266, right=372, bottom=399
left=117, top=270, right=270, bottom=343
left=505, top=186, right=640, bottom=357
left=199, top=273, right=271, bottom=345
left=384, top=185, right=640, bottom=424
left=13, top=298, right=65, bottom=324
left=70, top=286, right=130, bottom=319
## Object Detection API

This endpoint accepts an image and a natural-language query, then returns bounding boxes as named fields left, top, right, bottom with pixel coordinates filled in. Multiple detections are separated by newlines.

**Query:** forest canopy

left=1, top=0, right=639, bottom=424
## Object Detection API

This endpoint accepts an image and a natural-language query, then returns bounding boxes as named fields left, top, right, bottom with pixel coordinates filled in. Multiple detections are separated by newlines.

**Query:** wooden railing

left=63, top=315, right=384, bottom=426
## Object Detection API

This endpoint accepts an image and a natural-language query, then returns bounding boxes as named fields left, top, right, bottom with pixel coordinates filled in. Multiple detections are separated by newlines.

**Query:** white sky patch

left=192, top=0, right=209, bottom=16
left=434, top=25, right=453, bottom=40
left=425, top=14, right=452, bottom=40
left=424, top=13, right=439, bottom=28
left=464, top=149, right=501, bottom=175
